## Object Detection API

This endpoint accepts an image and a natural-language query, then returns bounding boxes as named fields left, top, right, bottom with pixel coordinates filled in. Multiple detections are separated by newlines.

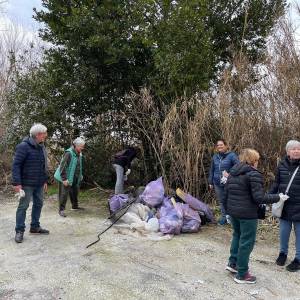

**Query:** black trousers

left=58, top=179, right=79, bottom=210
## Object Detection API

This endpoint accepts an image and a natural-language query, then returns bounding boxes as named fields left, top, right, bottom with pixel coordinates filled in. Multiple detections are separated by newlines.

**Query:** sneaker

left=226, top=262, right=238, bottom=273
left=71, top=207, right=84, bottom=211
left=218, top=217, right=227, bottom=225
left=29, top=227, right=50, bottom=234
left=59, top=210, right=67, bottom=217
left=276, top=252, right=287, bottom=266
left=234, top=272, right=256, bottom=284
left=15, top=231, right=24, bottom=243
left=286, top=258, right=300, bottom=272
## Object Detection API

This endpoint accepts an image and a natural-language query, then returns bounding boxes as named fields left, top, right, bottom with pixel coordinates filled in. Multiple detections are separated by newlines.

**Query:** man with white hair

left=12, top=123, right=49, bottom=243
left=54, top=137, right=85, bottom=217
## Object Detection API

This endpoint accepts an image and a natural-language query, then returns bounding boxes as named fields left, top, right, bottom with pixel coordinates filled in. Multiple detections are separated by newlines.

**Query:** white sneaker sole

left=226, top=266, right=238, bottom=273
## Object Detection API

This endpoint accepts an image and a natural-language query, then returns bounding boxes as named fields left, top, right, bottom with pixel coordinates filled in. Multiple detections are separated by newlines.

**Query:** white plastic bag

left=272, top=199, right=285, bottom=218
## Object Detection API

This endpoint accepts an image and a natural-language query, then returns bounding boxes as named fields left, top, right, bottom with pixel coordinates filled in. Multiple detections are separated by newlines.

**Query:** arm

left=249, top=172, right=279, bottom=204
left=228, top=153, right=239, bottom=173
left=60, top=152, right=71, bottom=181
left=12, top=143, right=28, bottom=186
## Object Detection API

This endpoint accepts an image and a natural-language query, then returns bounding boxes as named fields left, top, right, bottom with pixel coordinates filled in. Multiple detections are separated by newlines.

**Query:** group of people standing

left=11, top=123, right=300, bottom=283
left=209, top=139, right=300, bottom=283
left=11, top=123, right=137, bottom=243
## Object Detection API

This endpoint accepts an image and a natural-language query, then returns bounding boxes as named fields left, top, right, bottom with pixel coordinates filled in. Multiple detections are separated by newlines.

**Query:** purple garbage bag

left=140, top=177, right=165, bottom=208
left=109, top=194, right=129, bottom=213
left=184, top=193, right=215, bottom=222
left=179, top=203, right=201, bottom=233
left=159, top=203, right=183, bottom=235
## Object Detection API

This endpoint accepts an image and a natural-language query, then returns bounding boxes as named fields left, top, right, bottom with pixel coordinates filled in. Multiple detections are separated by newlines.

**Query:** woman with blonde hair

left=224, top=148, right=287, bottom=284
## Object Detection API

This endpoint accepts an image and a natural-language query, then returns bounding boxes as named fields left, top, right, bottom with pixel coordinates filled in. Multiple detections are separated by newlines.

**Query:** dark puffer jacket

left=113, top=147, right=137, bottom=170
left=225, top=162, right=279, bottom=219
left=12, top=137, right=48, bottom=187
left=269, top=156, right=300, bottom=222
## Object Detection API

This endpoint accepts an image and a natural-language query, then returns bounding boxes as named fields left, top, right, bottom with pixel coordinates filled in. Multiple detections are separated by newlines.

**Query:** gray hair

left=73, top=137, right=85, bottom=146
left=286, top=140, right=300, bottom=152
left=29, top=123, right=47, bottom=137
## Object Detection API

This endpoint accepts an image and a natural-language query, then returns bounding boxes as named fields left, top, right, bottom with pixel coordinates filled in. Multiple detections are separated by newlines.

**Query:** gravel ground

left=0, top=192, right=300, bottom=300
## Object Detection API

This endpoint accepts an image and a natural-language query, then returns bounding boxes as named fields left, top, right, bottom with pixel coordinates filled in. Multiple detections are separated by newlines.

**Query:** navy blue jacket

left=12, top=137, right=48, bottom=187
left=208, top=151, right=239, bottom=186
left=225, top=163, right=279, bottom=219
left=113, top=147, right=137, bottom=170
left=269, top=156, right=300, bottom=222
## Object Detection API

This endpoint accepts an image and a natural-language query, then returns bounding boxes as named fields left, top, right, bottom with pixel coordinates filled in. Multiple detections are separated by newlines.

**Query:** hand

left=63, top=180, right=69, bottom=187
left=209, top=184, right=213, bottom=191
left=279, top=193, right=289, bottom=202
left=14, top=185, right=22, bottom=193
left=44, top=183, right=48, bottom=193
left=222, top=170, right=229, bottom=178
left=125, top=169, right=131, bottom=176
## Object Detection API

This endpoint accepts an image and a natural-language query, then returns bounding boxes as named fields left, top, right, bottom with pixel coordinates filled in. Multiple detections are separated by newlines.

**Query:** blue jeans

left=15, top=186, right=44, bottom=232
left=214, top=184, right=226, bottom=218
left=113, top=164, right=125, bottom=194
left=279, top=219, right=300, bottom=260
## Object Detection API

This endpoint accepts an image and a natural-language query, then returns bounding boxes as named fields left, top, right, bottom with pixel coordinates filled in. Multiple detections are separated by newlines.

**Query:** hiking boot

left=15, top=231, right=24, bottom=243
left=234, top=272, right=256, bottom=284
left=218, top=217, right=227, bottom=225
left=29, top=227, right=50, bottom=234
left=276, top=252, right=287, bottom=266
left=59, top=210, right=67, bottom=217
left=286, top=258, right=300, bottom=272
left=71, top=207, right=84, bottom=211
left=226, top=262, right=238, bottom=273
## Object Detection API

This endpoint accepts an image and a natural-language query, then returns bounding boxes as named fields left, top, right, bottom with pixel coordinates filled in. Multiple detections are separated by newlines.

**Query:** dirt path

left=0, top=193, right=299, bottom=300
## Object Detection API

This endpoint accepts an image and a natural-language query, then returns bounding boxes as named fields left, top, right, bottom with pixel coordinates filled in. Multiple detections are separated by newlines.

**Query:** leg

left=294, top=221, right=300, bottom=260
left=229, top=216, right=240, bottom=264
left=69, top=178, right=79, bottom=209
left=279, top=219, right=292, bottom=255
left=30, top=186, right=44, bottom=229
left=15, top=186, right=33, bottom=232
left=237, top=219, right=258, bottom=277
left=214, top=184, right=226, bottom=219
left=113, top=164, right=124, bottom=194
left=58, top=182, right=69, bottom=211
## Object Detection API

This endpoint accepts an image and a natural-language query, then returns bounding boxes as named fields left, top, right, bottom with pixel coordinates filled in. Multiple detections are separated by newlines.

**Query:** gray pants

left=113, top=164, right=124, bottom=194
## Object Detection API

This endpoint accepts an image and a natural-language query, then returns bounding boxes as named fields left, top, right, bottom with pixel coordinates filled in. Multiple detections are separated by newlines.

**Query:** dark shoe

left=218, top=217, right=227, bottom=225
left=276, top=252, right=287, bottom=266
left=226, top=262, right=238, bottom=273
left=59, top=210, right=67, bottom=217
left=234, top=272, right=256, bottom=284
left=15, top=231, right=24, bottom=243
left=286, top=258, right=300, bottom=272
left=29, top=227, right=50, bottom=234
left=71, top=207, right=84, bottom=211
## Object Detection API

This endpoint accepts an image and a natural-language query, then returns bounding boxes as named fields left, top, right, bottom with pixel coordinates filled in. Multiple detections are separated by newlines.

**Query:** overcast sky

left=1, top=0, right=300, bottom=40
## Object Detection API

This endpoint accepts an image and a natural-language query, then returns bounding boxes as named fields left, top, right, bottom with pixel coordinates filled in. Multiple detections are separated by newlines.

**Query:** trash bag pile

left=108, top=177, right=215, bottom=236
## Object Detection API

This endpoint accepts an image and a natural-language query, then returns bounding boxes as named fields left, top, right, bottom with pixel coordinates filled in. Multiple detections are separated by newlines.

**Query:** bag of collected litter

left=109, top=194, right=129, bottom=214
left=159, top=204, right=183, bottom=235
left=140, top=177, right=165, bottom=208
left=179, top=203, right=201, bottom=233
left=145, top=217, right=160, bottom=232
left=176, top=188, right=215, bottom=223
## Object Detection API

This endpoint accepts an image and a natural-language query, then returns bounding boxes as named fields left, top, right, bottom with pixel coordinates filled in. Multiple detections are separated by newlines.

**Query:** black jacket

left=12, top=137, right=48, bottom=187
left=225, top=162, right=279, bottom=219
left=269, top=156, right=300, bottom=221
left=113, top=147, right=137, bottom=169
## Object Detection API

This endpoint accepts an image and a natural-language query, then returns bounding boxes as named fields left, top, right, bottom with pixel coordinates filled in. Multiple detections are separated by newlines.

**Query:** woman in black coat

left=269, top=140, right=300, bottom=272
left=224, top=148, right=284, bottom=284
